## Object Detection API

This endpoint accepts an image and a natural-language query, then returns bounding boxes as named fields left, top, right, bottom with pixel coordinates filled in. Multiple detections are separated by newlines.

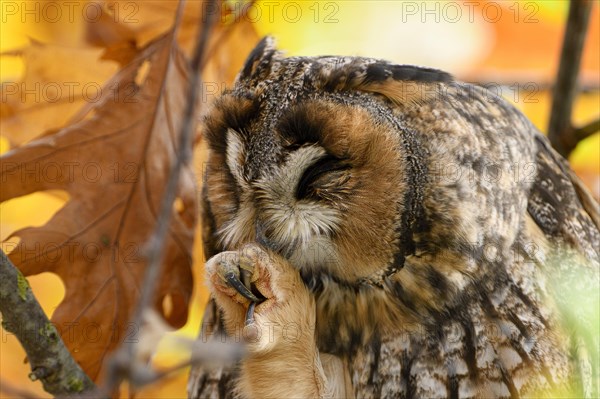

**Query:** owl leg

left=205, top=243, right=315, bottom=344
left=205, top=244, right=330, bottom=398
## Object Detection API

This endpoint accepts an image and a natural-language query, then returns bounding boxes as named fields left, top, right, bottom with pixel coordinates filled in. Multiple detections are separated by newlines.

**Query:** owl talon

left=245, top=301, right=257, bottom=326
left=224, top=271, right=261, bottom=303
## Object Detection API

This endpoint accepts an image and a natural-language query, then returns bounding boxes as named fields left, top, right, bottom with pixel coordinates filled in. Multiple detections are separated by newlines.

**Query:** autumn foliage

left=1, top=0, right=257, bottom=386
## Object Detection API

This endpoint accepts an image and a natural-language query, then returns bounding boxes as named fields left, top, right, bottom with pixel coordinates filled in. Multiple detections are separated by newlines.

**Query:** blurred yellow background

left=1, top=1, right=598, bottom=398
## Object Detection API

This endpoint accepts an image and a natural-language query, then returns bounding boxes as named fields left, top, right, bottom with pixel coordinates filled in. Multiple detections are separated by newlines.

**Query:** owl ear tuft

left=238, top=36, right=281, bottom=82
left=315, top=59, right=453, bottom=105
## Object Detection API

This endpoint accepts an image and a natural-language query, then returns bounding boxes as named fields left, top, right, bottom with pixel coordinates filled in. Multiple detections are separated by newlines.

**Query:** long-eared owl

left=188, top=37, right=600, bottom=398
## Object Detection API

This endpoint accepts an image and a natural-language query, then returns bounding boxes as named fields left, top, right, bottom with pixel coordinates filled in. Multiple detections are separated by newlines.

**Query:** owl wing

left=350, top=140, right=599, bottom=399
left=526, top=135, right=599, bottom=397
left=528, top=134, right=599, bottom=257
left=348, top=83, right=600, bottom=398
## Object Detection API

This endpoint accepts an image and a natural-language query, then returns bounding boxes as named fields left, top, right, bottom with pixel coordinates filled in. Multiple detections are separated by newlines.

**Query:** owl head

left=202, top=37, right=453, bottom=287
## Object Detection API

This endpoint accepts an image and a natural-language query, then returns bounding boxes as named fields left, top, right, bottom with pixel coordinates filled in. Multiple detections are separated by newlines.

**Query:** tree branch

left=102, top=0, right=219, bottom=393
left=573, top=117, right=600, bottom=143
left=132, top=0, right=218, bottom=320
left=548, top=0, right=594, bottom=157
left=0, top=250, right=96, bottom=396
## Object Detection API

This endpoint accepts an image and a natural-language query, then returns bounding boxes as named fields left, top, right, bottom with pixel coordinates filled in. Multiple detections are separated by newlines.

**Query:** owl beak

left=255, top=221, right=297, bottom=259
left=255, top=221, right=277, bottom=252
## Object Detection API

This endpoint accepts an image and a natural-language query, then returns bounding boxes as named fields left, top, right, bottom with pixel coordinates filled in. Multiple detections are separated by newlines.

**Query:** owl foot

left=205, top=243, right=316, bottom=350
left=206, top=246, right=263, bottom=330
left=210, top=249, right=267, bottom=326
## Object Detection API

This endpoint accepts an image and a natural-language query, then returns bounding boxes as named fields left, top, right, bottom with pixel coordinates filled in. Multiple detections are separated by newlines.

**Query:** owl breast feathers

left=188, top=37, right=599, bottom=399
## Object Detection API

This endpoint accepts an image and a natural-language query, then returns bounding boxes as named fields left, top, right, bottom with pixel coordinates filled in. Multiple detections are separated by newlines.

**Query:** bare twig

left=0, top=251, right=96, bottom=396
left=200, top=0, right=258, bottom=70
left=133, top=0, right=217, bottom=342
left=573, top=117, right=600, bottom=143
left=548, top=0, right=595, bottom=157
left=102, top=0, right=218, bottom=393
left=128, top=338, right=244, bottom=388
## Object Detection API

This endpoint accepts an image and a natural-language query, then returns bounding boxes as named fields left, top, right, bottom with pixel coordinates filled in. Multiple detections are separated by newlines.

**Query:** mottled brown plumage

left=188, top=37, right=599, bottom=398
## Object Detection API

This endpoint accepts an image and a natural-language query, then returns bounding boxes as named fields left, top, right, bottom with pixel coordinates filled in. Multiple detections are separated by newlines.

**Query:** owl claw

left=224, top=271, right=261, bottom=303
left=245, top=301, right=257, bottom=326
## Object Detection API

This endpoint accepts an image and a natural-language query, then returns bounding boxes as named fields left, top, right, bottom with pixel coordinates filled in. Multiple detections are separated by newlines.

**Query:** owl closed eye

left=296, top=155, right=352, bottom=202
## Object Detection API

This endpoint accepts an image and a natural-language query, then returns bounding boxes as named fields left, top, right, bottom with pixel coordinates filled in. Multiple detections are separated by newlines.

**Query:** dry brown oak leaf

left=1, top=42, right=118, bottom=146
left=0, top=30, right=197, bottom=380
left=87, top=0, right=229, bottom=57
left=86, top=0, right=260, bottom=80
